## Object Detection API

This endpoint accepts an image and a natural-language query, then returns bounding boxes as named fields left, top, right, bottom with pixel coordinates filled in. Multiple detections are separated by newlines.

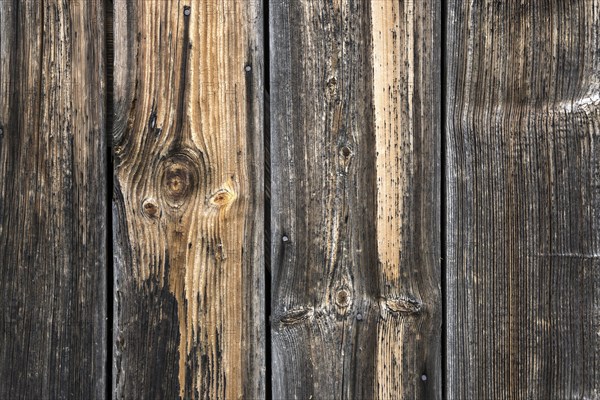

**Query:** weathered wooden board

left=446, top=0, right=600, bottom=398
left=111, top=0, right=265, bottom=398
left=0, top=0, right=107, bottom=398
left=269, top=0, right=441, bottom=398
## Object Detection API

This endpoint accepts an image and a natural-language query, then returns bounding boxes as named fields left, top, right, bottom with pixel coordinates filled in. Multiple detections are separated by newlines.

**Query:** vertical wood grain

left=0, top=0, right=107, bottom=398
left=112, top=0, right=264, bottom=398
left=446, top=1, right=600, bottom=398
left=269, top=0, right=441, bottom=398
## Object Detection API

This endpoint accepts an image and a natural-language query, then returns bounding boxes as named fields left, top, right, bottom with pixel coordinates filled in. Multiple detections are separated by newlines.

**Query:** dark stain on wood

left=0, top=0, right=107, bottom=398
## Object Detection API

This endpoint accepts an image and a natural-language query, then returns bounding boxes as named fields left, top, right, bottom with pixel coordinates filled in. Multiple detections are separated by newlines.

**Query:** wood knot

left=160, top=154, right=198, bottom=208
left=141, top=198, right=160, bottom=218
left=279, top=307, right=314, bottom=326
left=340, top=145, right=352, bottom=159
left=209, top=189, right=235, bottom=207
left=380, top=296, right=423, bottom=319
left=338, top=145, right=354, bottom=173
left=335, top=289, right=351, bottom=308
left=164, top=165, right=192, bottom=198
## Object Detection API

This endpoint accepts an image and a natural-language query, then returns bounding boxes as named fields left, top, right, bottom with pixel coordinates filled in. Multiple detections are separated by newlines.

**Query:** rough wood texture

left=112, top=0, right=264, bottom=398
left=446, top=1, right=600, bottom=398
left=0, top=0, right=106, bottom=398
left=269, top=0, right=441, bottom=398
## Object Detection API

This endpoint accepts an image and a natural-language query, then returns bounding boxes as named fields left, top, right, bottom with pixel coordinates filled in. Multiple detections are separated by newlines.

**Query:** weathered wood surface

left=446, top=0, right=600, bottom=398
left=0, top=0, right=107, bottom=398
left=112, top=0, right=265, bottom=398
left=269, top=0, right=441, bottom=398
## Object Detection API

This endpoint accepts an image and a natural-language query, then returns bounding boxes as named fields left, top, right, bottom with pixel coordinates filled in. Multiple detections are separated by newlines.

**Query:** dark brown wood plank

left=0, top=0, right=107, bottom=398
left=269, top=0, right=441, bottom=398
left=446, top=1, right=600, bottom=398
left=111, top=0, right=265, bottom=398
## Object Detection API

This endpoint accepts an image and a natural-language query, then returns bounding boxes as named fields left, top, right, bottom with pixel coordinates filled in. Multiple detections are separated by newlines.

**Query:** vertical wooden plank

left=446, top=0, right=600, bottom=398
left=112, top=0, right=264, bottom=398
left=270, top=0, right=441, bottom=398
left=0, top=0, right=106, bottom=398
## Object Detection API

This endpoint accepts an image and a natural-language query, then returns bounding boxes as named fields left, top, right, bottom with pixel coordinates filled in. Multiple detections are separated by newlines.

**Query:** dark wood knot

left=160, top=153, right=199, bottom=208
left=164, top=164, right=192, bottom=200
left=338, top=144, right=354, bottom=173
left=142, top=198, right=160, bottom=219
left=380, top=296, right=423, bottom=320
left=279, top=307, right=314, bottom=326
left=340, top=145, right=352, bottom=158
left=335, top=289, right=351, bottom=308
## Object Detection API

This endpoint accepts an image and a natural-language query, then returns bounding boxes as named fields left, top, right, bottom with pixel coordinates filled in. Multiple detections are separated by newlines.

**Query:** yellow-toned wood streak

left=270, top=0, right=441, bottom=398
left=0, top=0, right=107, bottom=398
left=447, top=0, right=600, bottom=398
left=372, top=0, right=441, bottom=398
left=373, top=0, right=413, bottom=285
left=112, top=1, right=264, bottom=398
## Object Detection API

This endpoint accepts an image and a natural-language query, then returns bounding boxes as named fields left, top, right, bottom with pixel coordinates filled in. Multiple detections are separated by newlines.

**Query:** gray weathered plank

left=446, top=0, right=600, bottom=398
left=0, top=0, right=107, bottom=398
left=111, top=0, right=265, bottom=398
left=270, top=0, right=441, bottom=398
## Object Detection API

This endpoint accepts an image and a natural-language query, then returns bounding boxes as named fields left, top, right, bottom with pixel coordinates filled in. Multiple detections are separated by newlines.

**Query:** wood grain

left=0, top=0, right=107, bottom=398
left=269, top=0, right=441, bottom=398
left=446, top=0, right=600, bottom=398
left=112, top=0, right=264, bottom=398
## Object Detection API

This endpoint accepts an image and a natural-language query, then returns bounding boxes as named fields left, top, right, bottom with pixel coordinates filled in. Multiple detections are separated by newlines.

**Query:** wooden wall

left=0, top=0, right=598, bottom=398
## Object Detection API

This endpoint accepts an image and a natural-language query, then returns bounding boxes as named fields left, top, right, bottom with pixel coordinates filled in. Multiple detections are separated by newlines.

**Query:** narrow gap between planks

left=263, top=0, right=273, bottom=397
left=440, top=0, right=448, bottom=398
left=104, top=0, right=115, bottom=398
